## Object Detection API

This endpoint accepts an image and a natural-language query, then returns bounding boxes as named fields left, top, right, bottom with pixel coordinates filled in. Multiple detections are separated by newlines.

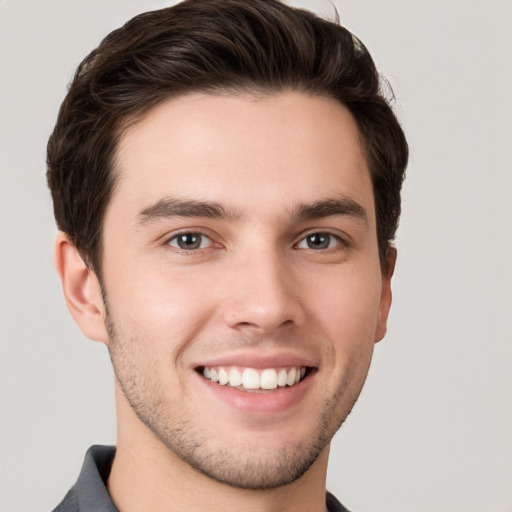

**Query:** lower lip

left=196, top=371, right=314, bottom=415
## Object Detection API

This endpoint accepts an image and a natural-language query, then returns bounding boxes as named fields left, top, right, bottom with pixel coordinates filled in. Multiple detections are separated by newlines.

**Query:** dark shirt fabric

left=52, top=445, right=351, bottom=512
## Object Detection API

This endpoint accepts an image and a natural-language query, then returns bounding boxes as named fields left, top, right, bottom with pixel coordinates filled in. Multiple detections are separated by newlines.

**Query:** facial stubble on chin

left=102, top=296, right=369, bottom=490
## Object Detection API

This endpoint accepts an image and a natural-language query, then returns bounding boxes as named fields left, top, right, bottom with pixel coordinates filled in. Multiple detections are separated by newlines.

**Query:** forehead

left=111, top=91, right=374, bottom=225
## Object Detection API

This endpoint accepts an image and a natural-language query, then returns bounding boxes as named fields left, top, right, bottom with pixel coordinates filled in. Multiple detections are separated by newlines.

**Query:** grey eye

left=169, top=233, right=211, bottom=250
left=297, top=233, right=340, bottom=250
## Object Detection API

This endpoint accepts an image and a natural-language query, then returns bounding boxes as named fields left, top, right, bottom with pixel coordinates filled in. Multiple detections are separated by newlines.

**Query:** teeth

left=242, top=368, right=260, bottom=389
left=218, top=368, right=229, bottom=385
left=286, top=367, right=297, bottom=386
left=261, top=369, right=277, bottom=389
left=229, top=368, right=242, bottom=387
left=202, top=365, right=307, bottom=391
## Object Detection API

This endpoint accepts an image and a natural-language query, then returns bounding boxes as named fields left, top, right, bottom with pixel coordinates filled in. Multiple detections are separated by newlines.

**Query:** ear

left=54, top=232, right=109, bottom=343
left=374, top=246, right=397, bottom=343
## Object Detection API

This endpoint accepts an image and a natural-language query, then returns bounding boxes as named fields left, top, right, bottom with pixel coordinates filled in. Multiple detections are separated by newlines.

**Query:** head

left=48, top=0, right=408, bottom=492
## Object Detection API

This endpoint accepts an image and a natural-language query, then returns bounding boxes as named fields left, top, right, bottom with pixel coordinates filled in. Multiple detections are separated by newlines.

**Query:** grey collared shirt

left=52, top=445, right=350, bottom=512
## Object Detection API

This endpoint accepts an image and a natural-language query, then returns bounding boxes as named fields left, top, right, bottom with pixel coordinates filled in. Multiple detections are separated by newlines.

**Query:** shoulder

left=52, top=488, right=78, bottom=512
left=51, top=446, right=117, bottom=512
left=326, top=491, right=352, bottom=512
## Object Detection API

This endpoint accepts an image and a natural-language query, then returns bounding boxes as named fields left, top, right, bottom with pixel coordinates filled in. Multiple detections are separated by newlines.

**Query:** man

left=47, top=0, right=408, bottom=511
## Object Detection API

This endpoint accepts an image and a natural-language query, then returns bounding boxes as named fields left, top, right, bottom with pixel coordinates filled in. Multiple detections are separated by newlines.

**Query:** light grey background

left=1, top=1, right=511, bottom=511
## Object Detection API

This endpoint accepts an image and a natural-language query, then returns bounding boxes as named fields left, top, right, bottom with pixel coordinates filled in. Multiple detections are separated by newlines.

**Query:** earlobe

left=54, top=232, right=109, bottom=343
left=374, top=247, right=397, bottom=343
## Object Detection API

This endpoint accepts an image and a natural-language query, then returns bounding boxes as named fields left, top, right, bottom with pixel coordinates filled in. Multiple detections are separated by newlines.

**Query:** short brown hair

left=47, top=0, right=408, bottom=275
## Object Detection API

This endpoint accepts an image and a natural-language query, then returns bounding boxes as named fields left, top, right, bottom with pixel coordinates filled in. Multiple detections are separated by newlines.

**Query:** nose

left=221, top=248, right=305, bottom=335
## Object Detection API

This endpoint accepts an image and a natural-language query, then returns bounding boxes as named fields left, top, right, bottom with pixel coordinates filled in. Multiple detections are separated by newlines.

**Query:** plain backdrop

left=1, top=1, right=511, bottom=511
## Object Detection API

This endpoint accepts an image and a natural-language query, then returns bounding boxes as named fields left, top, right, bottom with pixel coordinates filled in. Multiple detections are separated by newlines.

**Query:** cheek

left=306, top=265, right=382, bottom=399
left=104, top=260, right=220, bottom=352
left=309, top=264, right=383, bottom=346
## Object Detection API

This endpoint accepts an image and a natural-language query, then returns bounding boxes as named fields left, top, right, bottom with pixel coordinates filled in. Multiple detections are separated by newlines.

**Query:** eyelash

left=166, top=232, right=216, bottom=251
left=295, top=232, right=344, bottom=251
left=165, top=230, right=347, bottom=253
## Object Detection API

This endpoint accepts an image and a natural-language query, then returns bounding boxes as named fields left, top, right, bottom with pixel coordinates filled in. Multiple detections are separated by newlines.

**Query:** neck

left=108, top=392, right=330, bottom=512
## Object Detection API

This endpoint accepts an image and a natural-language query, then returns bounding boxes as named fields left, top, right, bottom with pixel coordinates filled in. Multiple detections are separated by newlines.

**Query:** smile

left=201, top=366, right=308, bottom=391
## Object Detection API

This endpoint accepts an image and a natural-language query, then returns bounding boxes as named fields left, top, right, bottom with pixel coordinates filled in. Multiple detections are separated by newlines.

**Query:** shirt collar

left=73, top=445, right=118, bottom=512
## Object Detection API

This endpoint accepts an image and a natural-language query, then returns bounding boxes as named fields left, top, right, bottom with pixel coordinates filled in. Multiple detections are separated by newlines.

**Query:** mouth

left=196, top=365, right=313, bottom=392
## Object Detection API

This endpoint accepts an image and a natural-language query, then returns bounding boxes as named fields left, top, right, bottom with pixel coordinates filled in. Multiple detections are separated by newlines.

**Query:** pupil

left=308, top=233, right=329, bottom=249
left=179, top=233, right=200, bottom=249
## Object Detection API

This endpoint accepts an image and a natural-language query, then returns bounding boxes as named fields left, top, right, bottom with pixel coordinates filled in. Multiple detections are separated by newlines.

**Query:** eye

left=296, top=232, right=341, bottom=250
left=168, top=232, right=212, bottom=250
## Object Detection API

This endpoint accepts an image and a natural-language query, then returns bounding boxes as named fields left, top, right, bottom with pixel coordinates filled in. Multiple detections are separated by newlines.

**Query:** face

left=99, top=91, right=392, bottom=489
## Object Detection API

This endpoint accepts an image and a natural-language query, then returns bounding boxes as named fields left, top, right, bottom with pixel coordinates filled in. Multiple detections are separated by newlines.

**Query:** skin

left=55, top=91, right=395, bottom=512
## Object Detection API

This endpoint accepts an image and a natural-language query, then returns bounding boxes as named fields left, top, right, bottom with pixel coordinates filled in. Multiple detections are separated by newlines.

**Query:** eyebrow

left=292, top=196, right=369, bottom=226
left=138, top=197, right=242, bottom=224
left=137, top=195, right=368, bottom=226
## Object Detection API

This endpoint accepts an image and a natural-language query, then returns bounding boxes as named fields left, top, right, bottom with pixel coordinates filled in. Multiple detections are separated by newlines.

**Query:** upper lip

left=193, top=352, right=318, bottom=370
